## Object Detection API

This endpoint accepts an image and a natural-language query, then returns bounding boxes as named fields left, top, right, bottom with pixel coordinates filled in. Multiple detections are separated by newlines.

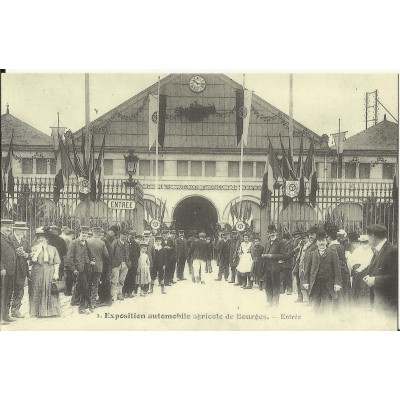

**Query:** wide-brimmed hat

left=13, top=221, right=29, bottom=230
left=358, top=235, right=369, bottom=243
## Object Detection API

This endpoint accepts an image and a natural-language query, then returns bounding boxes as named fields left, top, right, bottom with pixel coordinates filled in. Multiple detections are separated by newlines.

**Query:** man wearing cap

left=110, top=230, right=131, bottom=301
left=261, top=225, right=288, bottom=307
left=122, top=230, right=141, bottom=298
left=326, top=225, right=350, bottom=307
left=149, top=235, right=167, bottom=294
left=98, top=228, right=113, bottom=306
left=303, top=230, right=342, bottom=311
left=176, top=230, right=188, bottom=281
left=293, top=226, right=318, bottom=303
left=65, top=226, right=96, bottom=314
left=188, top=232, right=209, bottom=284
left=1, top=220, right=17, bottom=324
left=10, top=222, right=31, bottom=318
left=163, top=230, right=177, bottom=286
left=87, top=227, right=110, bottom=306
left=228, top=230, right=240, bottom=283
left=364, top=224, right=398, bottom=313
left=215, top=232, right=230, bottom=281
left=106, top=225, right=119, bottom=244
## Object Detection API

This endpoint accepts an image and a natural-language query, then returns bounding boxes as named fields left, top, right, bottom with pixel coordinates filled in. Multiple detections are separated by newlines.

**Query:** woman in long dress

left=236, top=233, right=254, bottom=288
left=136, top=243, right=152, bottom=296
left=30, top=227, right=61, bottom=317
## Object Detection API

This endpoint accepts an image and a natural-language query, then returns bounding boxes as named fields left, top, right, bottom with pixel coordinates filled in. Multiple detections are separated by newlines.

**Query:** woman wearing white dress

left=235, top=233, right=254, bottom=288
left=136, top=243, right=151, bottom=296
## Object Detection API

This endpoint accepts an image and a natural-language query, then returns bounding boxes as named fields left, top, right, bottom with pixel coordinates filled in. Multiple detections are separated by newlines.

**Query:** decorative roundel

left=289, top=183, right=297, bottom=191
left=235, top=221, right=246, bottom=232
left=81, top=179, right=89, bottom=188
left=151, top=111, right=158, bottom=124
left=238, top=106, right=248, bottom=118
left=150, top=220, right=160, bottom=230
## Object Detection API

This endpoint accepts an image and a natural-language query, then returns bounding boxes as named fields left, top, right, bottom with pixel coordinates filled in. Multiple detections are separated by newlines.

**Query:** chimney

left=384, top=114, right=387, bottom=121
left=6, top=103, right=9, bottom=114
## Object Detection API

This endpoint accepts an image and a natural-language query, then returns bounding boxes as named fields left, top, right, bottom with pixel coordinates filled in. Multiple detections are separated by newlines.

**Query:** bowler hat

left=267, top=224, right=277, bottom=233
left=316, top=230, right=327, bottom=240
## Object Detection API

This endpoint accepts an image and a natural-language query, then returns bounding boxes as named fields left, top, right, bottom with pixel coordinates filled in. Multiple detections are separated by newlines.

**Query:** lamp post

left=124, top=149, right=139, bottom=230
left=124, top=149, right=139, bottom=189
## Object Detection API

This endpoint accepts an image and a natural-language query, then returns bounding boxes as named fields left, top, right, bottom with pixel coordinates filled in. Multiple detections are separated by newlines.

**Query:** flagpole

left=289, top=74, right=294, bottom=160
left=239, top=74, right=245, bottom=207
left=85, top=73, right=91, bottom=171
left=155, top=76, right=160, bottom=217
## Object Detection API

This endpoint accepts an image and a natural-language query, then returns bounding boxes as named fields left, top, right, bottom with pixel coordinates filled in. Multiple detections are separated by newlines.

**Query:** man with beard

left=292, top=226, right=318, bottom=304
left=261, top=225, right=287, bottom=307
left=10, top=221, right=30, bottom=319
left=86, top=227, right=110, bottom=307
left=176, top=230, right=188, bottom=281
left=228, top=230, right=240, bottom=283
left=215, top=232, right=230, bottom=281
left=303, top=230, right=342, bottom=312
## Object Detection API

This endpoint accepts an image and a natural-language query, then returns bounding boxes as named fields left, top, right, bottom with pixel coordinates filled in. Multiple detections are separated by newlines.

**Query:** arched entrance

left=173, top=196, right=218, bottom=236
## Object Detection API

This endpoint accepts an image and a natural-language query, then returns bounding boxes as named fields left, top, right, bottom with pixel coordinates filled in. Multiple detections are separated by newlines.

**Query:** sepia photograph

left=1, top=72, right=398, bottom=331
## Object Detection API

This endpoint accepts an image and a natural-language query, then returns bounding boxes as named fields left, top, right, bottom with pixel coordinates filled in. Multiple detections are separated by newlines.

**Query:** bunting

left=3, top=131, right=15, bottom=198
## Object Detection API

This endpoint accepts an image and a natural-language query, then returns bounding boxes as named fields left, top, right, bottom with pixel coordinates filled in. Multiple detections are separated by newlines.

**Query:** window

left=22, top=158, right=33, bottom=174
left=177, top=160, right=188, bottom=176
left=359, top=163, right=370, bottom=179
left=205, top=161, right=216, bottom=177
left=331, top=162, right=338, bottom=178
left=191, top=161, right=202, bottom=177
left=228, top=161, right=239, bottom=177
left=345, top=163, right=356, bottom=179
left=36, top=158, right=47, bottom=174
left=104, top=159, right=114, bottom=176
left=49, top=159, right=57, bottom=174
left=139, top=160, right=150, bottom=176
left=383, top=163, right=395, bottom=179
left=256, top=162, right=265, bottom=178
left=152, top=160, right=164, bottom=176
left=243, top=161, right=253, bottom=178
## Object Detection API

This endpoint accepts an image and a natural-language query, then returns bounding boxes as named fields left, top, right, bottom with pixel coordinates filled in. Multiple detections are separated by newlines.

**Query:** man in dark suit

left=163, top=230, right=177, bottom=286
left=122, top=230, right=141, bottom=297
left=10, top=221, right=30, bottom=318
left=262, top=225, right=288, bottom=307
left=188, top=232, right=209, bottom=284
left=303, top=230, right=342, bottom=311
left=281, top=233, right=295, bottom=295
left=228, top=230, right=240, bottom=283
left=215, top=232, right=230, bottom=281
left=176, top=230, right=188, bottom=281
left=1, top=219, right=17, bottom=325
left=364, top=224, right=398, bottom=314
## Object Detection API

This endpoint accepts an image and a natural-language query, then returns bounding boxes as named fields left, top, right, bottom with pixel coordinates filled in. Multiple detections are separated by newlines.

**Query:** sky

left=1, top=73, right=398, bottom=139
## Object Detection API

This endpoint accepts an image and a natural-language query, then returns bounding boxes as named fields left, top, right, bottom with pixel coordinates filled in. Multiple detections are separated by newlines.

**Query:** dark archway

left=173, top=196, right=218, bottom=237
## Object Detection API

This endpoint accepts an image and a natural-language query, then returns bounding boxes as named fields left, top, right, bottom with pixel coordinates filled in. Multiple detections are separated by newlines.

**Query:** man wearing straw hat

left=1, top=219, right=17, bottom=324
left=10, top=221, right=31, bottom=318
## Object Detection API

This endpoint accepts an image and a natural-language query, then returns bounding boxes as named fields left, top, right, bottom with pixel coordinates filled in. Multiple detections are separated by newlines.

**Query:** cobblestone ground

left=2, top=262, right=397, bottom=331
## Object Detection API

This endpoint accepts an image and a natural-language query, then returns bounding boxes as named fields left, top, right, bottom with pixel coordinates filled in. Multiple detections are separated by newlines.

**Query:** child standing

left=136, top=243, right=151, bottom=296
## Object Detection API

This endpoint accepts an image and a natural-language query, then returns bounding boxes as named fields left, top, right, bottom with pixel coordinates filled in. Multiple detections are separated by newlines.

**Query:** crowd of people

left=0, top=218, right=398, bottom=325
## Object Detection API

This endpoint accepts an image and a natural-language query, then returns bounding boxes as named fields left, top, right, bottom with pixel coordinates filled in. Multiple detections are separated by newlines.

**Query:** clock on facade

left=189, top=75, right=206, bottom=93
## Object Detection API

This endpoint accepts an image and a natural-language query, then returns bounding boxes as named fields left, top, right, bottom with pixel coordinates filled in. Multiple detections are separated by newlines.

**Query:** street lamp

left=124, top=149, right=139, bottom=188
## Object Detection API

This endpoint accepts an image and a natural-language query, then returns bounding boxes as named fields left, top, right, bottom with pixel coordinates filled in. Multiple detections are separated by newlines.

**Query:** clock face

left=189, top=75, right=206, bottom=93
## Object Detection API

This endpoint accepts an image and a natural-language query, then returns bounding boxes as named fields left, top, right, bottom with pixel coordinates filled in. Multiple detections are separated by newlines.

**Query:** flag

left=53, top=170, right=64, bottom=203
left=260, top=140, right=281, bottom=208
left=71, top=136, right=85, bottom=177
left=279, top=134, right=296, bottom=209
left=95, top=133, right=106, bottom=201
left=297, top=136, right=306, bottom=204
left=81, top=134, right=87, bottom=174
left=279, top=134, right=296, bottom=180
left=392, top=168, right=398, bottom=217
left=304, top=140, right=318, bottom=207
left=3, top=131, right=15, bottom=198
left=236, top=89, right=252, bottom=146
left=332, top=131, right=346, bottom=178
left=229, top=203, right=235, bottom=224
left=88, top=135, right=96, bottom=201
left=149, top=94, right=167, bottom=150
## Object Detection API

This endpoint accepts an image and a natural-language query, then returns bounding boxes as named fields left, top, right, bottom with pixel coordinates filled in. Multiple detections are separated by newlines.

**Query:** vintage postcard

left=1, top=72, right=398, bottom=331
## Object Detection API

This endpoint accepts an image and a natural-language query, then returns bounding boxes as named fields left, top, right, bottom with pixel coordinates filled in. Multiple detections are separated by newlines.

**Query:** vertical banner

left=149, top=94, right=158, bottom=150
left=236, top=89, right=252, bottom=146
